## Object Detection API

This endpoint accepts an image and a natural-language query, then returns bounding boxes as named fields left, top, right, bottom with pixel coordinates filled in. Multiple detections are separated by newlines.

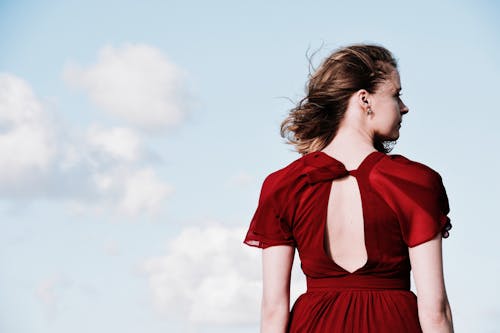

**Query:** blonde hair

left=281, top=44, right=398, bottom=155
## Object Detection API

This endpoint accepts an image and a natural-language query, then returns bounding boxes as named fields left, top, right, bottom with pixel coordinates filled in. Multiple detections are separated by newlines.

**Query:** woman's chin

left=390, top=127, right=401, bottom=140
left=380, top=131, right=400, bottom=141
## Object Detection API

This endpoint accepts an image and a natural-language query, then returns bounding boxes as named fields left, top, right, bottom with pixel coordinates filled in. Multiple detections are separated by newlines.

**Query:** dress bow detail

left=303, top=152, right=353, bottom=185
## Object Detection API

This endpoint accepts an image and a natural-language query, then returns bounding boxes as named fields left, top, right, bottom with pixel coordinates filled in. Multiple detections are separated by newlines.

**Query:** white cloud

left=63, top=44, right=189, bottom=130
left=0, top=73, right=173, bottom=218
left=117, top=167, right=173, bottom=216
left=66, top=166, right=174, bottom=218
left=86, top=124, right=142, bottom=162
left=141, top=224, right=306, bottom=325
left=0, top=73, right=57, bottom=192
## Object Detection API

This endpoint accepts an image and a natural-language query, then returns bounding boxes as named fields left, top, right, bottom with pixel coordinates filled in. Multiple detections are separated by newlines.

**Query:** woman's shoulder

left=372, top=153, right=452, bottom=247
left=258, top=152, right=329, bottom=203
left=261, top=154, right=310, bottom=190
left=374, top=153, right=444, bottom=186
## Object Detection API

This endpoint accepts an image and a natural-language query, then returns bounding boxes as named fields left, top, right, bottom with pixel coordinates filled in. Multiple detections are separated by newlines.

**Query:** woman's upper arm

left=261, top=245, right=295, bottom=306
left=409, top=233, right=449, bottom=316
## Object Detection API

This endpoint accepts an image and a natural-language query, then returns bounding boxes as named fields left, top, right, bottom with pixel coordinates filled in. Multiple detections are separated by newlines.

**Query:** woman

left=243, top=44, right=454, bottom=332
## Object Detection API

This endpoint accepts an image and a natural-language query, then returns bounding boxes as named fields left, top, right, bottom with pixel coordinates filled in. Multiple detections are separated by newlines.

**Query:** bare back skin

left=325, top=175, right=367, bottom=273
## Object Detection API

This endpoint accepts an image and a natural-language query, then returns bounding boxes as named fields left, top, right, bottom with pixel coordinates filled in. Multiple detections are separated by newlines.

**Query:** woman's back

left=244, top=151, right=451, bottom=332
left=325, top=157, right=368, bottom=274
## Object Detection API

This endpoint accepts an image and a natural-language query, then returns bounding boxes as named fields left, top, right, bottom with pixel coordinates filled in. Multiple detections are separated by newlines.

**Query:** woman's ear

left=357, top=89, right=371, bottom=109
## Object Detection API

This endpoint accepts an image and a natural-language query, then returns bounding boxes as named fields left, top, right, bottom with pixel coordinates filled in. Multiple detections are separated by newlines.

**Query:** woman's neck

left=321, top=126, right=376, bottom=170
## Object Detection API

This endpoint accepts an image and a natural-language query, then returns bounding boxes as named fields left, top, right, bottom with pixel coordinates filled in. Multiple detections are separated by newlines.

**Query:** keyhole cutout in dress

left=324, top=174, right=368, bottom=274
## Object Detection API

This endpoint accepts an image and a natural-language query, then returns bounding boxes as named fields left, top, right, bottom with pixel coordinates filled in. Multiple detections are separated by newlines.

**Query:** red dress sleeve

left=243, top=172, right=296, bottom=249
left=370, top=155, right=452, bottom=248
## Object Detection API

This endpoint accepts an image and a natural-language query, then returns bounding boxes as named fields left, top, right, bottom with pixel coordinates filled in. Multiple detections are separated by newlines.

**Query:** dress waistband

left=306, top=275, right=410, bottom=292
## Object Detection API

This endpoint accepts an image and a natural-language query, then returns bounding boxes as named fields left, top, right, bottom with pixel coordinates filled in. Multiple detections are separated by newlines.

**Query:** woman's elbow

left=418, top=301, right=454, bottom=332
left=261, top=299, right=289, bottom=332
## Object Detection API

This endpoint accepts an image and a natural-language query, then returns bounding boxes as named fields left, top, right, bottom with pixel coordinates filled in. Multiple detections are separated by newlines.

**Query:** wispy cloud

left=0, top=73, right=57, bottom=195
left=115, top=166, right=173, bottom=216
left=85, top=124, right=143, bottom=163
left=63, top=43, right=190, bottom=131
left=141, top=224, right=306, bottom=325
left=0, top=71, right=174, bottom=217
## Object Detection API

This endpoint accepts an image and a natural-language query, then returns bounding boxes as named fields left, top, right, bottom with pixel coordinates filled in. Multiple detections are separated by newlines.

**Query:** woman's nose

left=400, top=100, right=409, bottom=114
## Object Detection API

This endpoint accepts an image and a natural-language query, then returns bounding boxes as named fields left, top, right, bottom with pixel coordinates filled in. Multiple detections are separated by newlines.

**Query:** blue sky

left=0, top=1, right=499, bottom=332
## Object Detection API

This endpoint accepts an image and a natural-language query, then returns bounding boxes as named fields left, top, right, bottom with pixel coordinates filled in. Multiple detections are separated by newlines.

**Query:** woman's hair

left=281, top=44, right=398, bottom=155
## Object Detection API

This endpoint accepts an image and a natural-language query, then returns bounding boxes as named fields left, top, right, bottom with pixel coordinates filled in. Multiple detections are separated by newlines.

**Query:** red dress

left=244, top=151, right=452, bottom=333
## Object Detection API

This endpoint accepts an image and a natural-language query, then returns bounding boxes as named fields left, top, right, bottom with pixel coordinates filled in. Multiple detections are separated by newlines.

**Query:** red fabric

left=243, top=151, right=452, bottom=333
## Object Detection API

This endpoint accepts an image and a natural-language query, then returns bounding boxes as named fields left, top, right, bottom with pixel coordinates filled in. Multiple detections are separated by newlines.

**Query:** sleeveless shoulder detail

left=369, top=154, right=452, bottom=247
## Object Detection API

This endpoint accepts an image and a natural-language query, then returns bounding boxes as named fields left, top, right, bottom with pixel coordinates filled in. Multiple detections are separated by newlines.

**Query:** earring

left=367, top=108, right=373, bottom=115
